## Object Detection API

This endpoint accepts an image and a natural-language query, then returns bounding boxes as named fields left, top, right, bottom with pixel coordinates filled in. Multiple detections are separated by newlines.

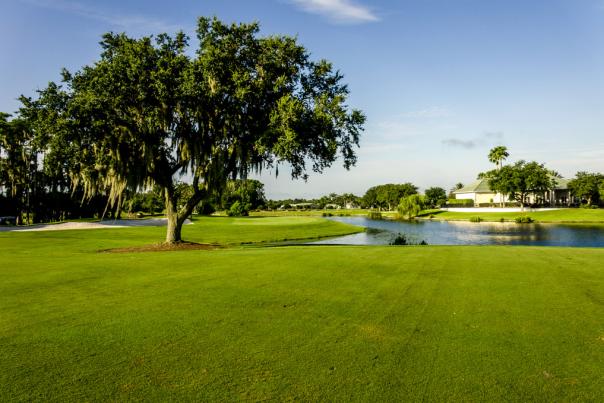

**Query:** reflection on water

left=311, top=217, right=604, bottom=247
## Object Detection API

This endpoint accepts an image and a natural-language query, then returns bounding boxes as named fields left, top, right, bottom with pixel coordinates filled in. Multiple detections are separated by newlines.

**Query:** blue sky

left=2, top=0, right=604, bottom=198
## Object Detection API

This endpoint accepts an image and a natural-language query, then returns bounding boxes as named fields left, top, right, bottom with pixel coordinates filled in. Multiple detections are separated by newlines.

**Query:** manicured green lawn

left=1, top=217, right=603, bottom=401
left=250, top=208, right=380, bottom=217
left=1, top=216, right=362, bottom=250
left=422, top=208, right=604, bottom=223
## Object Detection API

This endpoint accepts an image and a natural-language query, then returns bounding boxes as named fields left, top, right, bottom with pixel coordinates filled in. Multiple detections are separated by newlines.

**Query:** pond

left=311, top=216, right=604, bottom=247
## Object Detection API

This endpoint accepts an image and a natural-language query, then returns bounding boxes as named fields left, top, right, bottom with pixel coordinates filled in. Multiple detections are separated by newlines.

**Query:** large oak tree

left=30, top=17, right=365, bottom=242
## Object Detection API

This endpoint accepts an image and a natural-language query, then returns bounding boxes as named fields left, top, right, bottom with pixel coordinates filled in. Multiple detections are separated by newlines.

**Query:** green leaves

left=363, top=183, right=419, bottom=210
left=480, top=160, right=555, bottom=206
left=487, top=145, right=509, bottom=169
left=397, top=194, right=425, bottom=220
left=25, top=16, right=365, bottom=241
left=568, top=171, right=604, bottom=206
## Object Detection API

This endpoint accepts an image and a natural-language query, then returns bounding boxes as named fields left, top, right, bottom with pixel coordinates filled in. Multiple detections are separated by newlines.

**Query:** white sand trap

left=0, top=218, right=192, bottom=232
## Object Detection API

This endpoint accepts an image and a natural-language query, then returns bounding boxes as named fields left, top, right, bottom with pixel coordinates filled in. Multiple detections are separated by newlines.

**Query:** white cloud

left=20, top=0, right=180, bottom=34
left=290, top=0, right=379, bottom=23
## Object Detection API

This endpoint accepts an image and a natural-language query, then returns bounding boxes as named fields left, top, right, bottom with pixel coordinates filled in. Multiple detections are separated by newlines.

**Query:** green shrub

left=447, top=199, right=474, bottom=207
left=390, top=233, right=408, bottom=245
left=322, top=212, right=333, bottom=217
left=478, top=203, right=500, bottom=207
left=390, top=233, right=428, bottom=246
left=469, top=216, right=482, bottom=222
left=196, top=201, right=216, bottom=216
left=368, top=211, right=382, bottom=220
left=515, top=216, right=534, bottom=224
left=227, top=201, right=249, bottom=217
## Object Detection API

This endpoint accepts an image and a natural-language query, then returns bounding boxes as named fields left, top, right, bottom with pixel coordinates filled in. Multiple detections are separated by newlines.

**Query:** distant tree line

left=265, top=192, right=362, bottom=210
left=265, top=183, right=447, bottom=212
left=0, top=112, right=114, bottom=224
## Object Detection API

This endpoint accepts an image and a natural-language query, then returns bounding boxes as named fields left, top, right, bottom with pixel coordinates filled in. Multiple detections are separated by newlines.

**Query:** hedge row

left=446, top=199, right=474, bottom=207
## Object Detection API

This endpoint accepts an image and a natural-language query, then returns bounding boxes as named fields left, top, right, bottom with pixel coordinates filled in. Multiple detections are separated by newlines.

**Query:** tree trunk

left=166, top=212, right=182, bottom=243
left=165, top=188, right=182, bottom=243
left=163, top=181, right=205, bottom=244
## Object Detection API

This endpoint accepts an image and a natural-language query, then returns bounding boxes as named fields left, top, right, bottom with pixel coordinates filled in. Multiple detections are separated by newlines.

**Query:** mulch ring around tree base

left=101, top=242, right=221, bottom=253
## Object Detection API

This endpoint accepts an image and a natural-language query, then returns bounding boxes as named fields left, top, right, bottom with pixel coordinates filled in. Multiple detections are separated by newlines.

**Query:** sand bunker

left=0, top=218, right=192, bottom=232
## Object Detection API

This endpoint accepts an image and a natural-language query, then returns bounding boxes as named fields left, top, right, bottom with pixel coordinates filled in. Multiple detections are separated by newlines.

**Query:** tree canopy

left=363, top=183, right=418, bottom=210
left=488, top=146, right=509, bottom=170
left=568, top=172, right=604, bottom=206
left=0, top=114, right=39, bottom=223
left=26, top=17, right=365, bottom=242
left=397, top=194, right=425, bottom=220
left=424, top=187, right=447, bottom=208
left=480, top=160, right=555, bottom=209
left=221, top=179, right=266, bottom=212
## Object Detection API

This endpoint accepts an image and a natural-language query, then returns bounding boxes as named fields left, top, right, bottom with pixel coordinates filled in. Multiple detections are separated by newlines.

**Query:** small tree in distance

left=424, top=187, right=447, bottom=208
left=363, top=183, right=418, bottom=210
left=568, top=172, right=604, bottom=206
left=488, top=146, right=509, bottom=171
left=397, top=194, right=425, bottom=220
left=487, top=146, right=509, bottom=206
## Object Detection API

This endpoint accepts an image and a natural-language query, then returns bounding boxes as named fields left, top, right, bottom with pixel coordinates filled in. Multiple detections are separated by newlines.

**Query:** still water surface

left=312, top=216, right=604, bottom=247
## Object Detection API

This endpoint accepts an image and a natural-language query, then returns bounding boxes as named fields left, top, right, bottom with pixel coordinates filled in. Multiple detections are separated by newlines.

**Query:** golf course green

left=1, top=216, right=603, bottom=401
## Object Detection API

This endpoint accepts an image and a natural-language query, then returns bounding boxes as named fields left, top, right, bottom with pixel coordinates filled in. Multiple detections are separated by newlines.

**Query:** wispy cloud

left=290, top=0, right=379, bottom=24
left=369, top=107, right=457, bottom=145
left=442, top=138, right=476, bottom=149
left=483, top=131, right=504, bottom=140
left=442, top=131, right=506, bottom=149
left=20, top=0, right=180, bottom=34
left=400, top=106, right=454, bottom=119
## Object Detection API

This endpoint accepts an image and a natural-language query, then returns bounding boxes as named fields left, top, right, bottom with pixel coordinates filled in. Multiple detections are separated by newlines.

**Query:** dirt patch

left=101, top=242, right=220, bottom=253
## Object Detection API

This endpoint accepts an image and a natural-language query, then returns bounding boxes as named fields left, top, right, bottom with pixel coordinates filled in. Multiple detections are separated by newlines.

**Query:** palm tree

left=488, top=146, right=509, bottom=171
left=487, top=146, right=509, bottom=207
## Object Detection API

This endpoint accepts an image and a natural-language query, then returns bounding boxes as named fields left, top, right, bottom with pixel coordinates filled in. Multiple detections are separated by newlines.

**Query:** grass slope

left=423, top=208, right=604, bottom=223
left=1, top=218, right=603, bottom=401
